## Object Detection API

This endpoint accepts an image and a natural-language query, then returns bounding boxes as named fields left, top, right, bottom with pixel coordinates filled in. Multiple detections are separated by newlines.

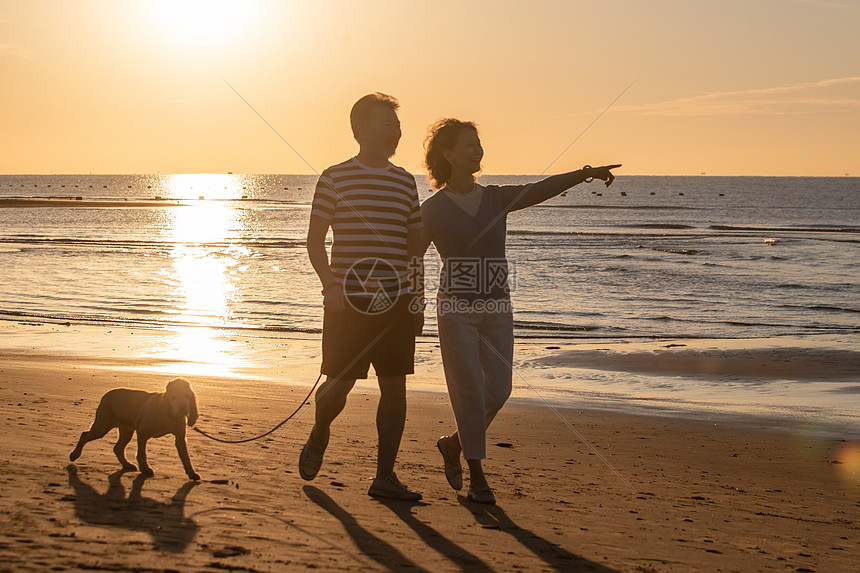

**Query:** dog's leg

left=174, top=433, right=200, bottom=480
left=113, top=427, right=137, bottom=471
left=69, top=413, right=115, bottom=462
left=136, top=433, right=154, bottom=476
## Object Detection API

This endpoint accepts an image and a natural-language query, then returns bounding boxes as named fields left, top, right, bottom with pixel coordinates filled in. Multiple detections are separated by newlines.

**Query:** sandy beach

left=1, top=322, right=859, bottom=572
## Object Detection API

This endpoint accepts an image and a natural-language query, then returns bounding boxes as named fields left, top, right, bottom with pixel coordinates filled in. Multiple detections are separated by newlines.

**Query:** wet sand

left=532, top=344, right=860, bottom=381
left=1, top=333, right=859, bottom=572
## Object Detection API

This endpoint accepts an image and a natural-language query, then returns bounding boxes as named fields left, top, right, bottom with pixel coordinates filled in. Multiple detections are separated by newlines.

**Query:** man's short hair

left=350, top=93, right=400, bottom=140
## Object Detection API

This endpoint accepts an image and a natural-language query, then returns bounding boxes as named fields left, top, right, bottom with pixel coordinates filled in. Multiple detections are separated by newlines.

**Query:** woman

left=419, top=118, right=619, bottom=504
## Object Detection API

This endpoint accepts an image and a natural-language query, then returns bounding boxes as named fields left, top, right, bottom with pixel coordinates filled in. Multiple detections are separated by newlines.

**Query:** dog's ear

left=186, top=389, right=198, bottom=427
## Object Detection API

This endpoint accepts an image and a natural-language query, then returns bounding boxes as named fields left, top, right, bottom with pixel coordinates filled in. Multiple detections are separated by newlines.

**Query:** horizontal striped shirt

left=310, top=157, right=422, bottom=299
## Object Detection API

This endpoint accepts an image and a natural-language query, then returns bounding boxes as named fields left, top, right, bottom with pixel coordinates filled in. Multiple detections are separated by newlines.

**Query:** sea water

left=2, top=173, right=858, bottom=340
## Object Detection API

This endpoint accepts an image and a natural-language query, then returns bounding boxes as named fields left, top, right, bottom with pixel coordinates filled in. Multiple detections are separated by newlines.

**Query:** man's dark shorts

left=321, top=296, right=415, bottom=380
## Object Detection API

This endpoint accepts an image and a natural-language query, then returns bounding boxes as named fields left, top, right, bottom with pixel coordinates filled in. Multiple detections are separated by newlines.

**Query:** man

left=302, top=93, right=424, bottom=500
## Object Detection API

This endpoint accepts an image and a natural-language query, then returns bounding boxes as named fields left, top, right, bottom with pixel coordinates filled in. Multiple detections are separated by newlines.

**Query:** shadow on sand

left=303, top=485, right=432, bottom=572
left=66, top=464, right=199, bottom=552
left=457, top=495, right=619, bottom=572
left=374, top=495, right=494, bottom=572
left=302, top=484, right=617, bottom=572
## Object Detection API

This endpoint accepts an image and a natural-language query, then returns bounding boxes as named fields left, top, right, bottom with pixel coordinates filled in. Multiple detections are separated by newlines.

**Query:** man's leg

left=313, top=376, right=356, bottom=443
left=367, top=374, right=421, bottom=500
left=299, top=376, right=355, bottom=480
left=375, top=375, right=406, bottom=479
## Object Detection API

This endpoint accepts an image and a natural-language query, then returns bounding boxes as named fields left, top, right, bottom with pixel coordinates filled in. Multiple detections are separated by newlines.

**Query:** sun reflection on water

left=155, top=174, right=252, bottom=375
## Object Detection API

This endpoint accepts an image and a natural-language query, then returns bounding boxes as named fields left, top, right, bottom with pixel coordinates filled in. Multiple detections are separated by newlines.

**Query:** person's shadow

left=66, top=464, right=199, bottom=552
left=303, top=485, right=431, bottom=572
left=458, top=496, right=619, bottom=572
left=375, top=496, right=495, bottom=572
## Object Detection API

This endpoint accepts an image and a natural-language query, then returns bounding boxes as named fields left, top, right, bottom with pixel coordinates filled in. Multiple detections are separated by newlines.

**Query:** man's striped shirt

left=310, top=157, right=422, bottom=299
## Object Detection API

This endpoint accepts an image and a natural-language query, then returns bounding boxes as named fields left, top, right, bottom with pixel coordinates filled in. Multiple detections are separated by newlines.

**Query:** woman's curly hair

left=424, top=118, right=479, bottom=189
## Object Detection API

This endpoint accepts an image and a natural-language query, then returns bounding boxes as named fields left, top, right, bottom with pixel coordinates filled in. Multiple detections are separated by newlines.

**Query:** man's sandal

left=299, top=428, right=328, bottom=481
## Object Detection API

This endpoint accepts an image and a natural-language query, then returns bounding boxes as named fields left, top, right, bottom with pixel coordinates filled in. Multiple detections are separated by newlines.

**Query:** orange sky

left=2, top=0, right=859, bottom=176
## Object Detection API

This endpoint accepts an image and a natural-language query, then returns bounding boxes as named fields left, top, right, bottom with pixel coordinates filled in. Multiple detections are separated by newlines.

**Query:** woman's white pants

left=437, top=306, right=514, bottom=460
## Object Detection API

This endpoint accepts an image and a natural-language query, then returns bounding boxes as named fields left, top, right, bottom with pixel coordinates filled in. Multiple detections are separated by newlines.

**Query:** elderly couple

left=301, top=93, right=619, bottom=504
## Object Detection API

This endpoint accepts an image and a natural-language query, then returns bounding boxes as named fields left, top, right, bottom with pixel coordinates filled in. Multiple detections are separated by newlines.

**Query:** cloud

left=615, top=77, right=860, bottom=117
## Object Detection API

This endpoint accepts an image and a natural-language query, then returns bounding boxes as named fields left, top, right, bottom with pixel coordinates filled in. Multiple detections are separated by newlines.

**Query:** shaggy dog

left=70, top=378, right=200, bottom=480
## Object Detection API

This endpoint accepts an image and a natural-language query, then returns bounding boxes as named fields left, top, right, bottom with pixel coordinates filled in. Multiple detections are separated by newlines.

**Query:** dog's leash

left=191, top=373, right=322, bottom=444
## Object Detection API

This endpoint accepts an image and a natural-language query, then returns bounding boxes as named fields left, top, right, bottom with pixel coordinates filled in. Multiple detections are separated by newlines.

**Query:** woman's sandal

left=436, top=436, right=463, bottom=490
left=467, top=485, right=496, bottom=505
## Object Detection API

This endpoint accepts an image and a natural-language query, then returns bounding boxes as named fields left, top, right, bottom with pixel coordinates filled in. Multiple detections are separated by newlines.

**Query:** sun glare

left=145, top=0, right=258, bottom=48
left=150, top=174, right=252, bottom=375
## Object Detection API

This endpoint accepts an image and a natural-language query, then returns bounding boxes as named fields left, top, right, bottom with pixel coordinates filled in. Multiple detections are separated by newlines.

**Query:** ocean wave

left=711, top=225, right=860, bottom=234
left=534, top=204, right=695, bottom=210
left=513, top=320, right=600, bottom=332
left=0, top=195, right=312, bottom=206
left=639, top=246, right=699, bottom=255
left=0, top=309, right=321, bottom=335
left=506, top=229, right=702, bottom=238
left=0, top=236, right=306, bottom=249
left=645, top=313, right=858, bottom=332
left=625, top=224, right=696, bottom=229
left=784, top=304, right=860, bottom=314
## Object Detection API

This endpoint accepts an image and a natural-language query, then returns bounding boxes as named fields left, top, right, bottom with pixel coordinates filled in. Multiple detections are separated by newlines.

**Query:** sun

left=145, top=0, right=258, bottom=49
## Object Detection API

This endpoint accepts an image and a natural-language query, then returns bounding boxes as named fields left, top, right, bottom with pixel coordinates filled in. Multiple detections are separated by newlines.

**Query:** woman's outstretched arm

left=504, top=164, right=621, bottom=211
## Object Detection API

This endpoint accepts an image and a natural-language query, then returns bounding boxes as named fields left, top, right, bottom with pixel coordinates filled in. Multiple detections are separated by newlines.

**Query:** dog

left=70, top=378, right=200, bottom=480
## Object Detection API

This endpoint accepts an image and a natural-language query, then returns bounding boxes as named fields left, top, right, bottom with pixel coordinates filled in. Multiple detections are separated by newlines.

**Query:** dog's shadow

left=66, top=464, right=199, bottom=552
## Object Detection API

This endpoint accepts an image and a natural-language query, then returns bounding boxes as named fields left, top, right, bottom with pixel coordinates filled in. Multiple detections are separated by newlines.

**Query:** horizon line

left=0, top=172, right=856, bottom=178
